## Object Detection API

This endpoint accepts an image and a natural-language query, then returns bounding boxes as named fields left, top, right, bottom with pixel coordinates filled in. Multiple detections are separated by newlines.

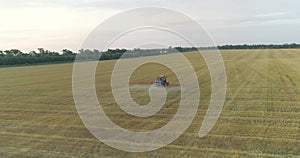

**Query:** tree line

left=0, top=48, right=76, bottom=65
left=0, top=48, right=180, bottom=65
left=1, top=43, right=299, bottom=66
left=216, top=43, right=300, bottom=50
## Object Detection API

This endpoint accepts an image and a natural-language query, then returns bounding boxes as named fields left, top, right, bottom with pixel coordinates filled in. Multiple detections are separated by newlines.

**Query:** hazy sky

left=1, top=0, right=300, bottom=52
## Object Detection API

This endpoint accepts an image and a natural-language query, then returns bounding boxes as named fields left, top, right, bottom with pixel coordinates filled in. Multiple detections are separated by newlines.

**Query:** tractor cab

left=154, top=75, right=169, bottom=87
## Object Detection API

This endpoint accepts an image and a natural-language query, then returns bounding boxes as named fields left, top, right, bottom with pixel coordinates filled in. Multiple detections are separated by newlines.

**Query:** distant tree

left=93, top=49, right=101, bottom=54
left=46, top=50, right=59, bottom=56
left=29, top=51, right=38, bottom=56
left=83, top=49, right=93, bottom=54
left=0, top=50, right=4, bottom=57
left=45, top=50, right=51, bottom=54
left=290, top=43, right=297, bottom=48
left=51, top=51, right=59, bottom=56
left=38, top=48, right=45, bottom=54
left=4, top=49, right=23, bottom=56
left=13, top=49, right=23, bottom=56
left=78, top=49, right=84, bottom=54
left=62, top=49, right=74, bottom=55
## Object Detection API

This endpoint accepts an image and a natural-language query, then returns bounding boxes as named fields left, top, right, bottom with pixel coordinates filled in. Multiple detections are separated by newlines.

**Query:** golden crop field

left=1, top=49, right=300, bottom=157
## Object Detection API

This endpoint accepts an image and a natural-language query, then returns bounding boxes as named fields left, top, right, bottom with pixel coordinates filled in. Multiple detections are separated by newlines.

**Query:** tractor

left=154, top=75, right=169, bottom=87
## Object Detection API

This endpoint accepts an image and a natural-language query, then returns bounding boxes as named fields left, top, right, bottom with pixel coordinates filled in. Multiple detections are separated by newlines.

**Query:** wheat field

left=0, top=49, right=299, bottom=157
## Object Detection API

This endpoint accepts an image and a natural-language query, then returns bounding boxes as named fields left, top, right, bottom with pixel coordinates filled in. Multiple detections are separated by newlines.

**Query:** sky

left=0, top=0, right=300, bottom=52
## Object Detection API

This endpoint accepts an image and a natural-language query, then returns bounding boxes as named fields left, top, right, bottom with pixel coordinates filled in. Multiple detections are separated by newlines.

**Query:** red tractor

left=154, top=75, right=169, bottom=87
